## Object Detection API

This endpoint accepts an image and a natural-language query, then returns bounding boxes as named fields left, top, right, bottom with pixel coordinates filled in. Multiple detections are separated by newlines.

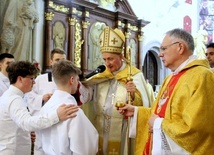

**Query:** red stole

left=143, top=70, right=187, bottom=155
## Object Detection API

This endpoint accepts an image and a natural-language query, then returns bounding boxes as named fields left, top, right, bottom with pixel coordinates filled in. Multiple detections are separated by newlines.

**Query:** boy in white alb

left=0, top=61, right=78, bottom=155
left=37, top=60, right=98, bottom=155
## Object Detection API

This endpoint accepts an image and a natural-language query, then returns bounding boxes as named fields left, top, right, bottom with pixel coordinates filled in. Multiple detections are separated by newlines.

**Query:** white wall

left=33, top=0, right=45, bottom=67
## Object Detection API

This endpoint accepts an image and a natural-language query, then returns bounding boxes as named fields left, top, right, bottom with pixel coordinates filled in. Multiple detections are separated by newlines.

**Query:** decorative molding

left=117, top=20, right=125, bottom=28
left=127, top=23, right=138, bottom=31
left=85, top=11, right=90, bottom=18
left=130, top=25, right=138, bottom=31
left=138, top=27, right=144, bottom=42
left=45, top=12, right=54, bottom=21
left=139, top=27, right=144, bottom=32
left=68, top=18, right=77, bottom=26
left=125, top=32, right=131, bottom=39
left=138, top=34, right=144, bottom=42
left=74, top=23, right=84, bottom=67
left=82, top=21, right=90, bottom=29
left=99, top=0, right=115, bottom=9
left=49, top=1, right=69, bottom=13
left=72, top=7, right=82, bottom=16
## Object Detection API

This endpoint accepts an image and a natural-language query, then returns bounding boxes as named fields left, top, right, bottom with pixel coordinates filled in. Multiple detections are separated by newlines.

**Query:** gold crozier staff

left=116, top=46, right=133, bottom=154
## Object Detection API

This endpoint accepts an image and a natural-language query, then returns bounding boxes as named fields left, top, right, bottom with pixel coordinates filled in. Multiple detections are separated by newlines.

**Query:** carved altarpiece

left=44, top=0, right=148, bottom=75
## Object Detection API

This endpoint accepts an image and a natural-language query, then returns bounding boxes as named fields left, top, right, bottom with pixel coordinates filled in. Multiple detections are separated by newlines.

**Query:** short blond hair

left=52, top=60, right=81, bottom=85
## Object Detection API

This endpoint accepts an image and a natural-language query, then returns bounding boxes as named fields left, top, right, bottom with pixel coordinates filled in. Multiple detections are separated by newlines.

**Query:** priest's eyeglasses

left=160, top=42, right=180, bottom=52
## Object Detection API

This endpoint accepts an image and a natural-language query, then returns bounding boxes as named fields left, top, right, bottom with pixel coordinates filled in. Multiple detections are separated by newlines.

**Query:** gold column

left=44, top=12, right=54, bottom=71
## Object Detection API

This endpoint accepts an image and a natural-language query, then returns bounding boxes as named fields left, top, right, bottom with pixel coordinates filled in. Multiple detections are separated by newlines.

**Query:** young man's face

left=20, top=75, right=35, bottom=93
left=70, top=75, right=79, bottom=94
left=50, top=53, right=66, bottom=66
left=206, top=47, right=214, bottom=68
left=0, top=58, right=15, bottom=76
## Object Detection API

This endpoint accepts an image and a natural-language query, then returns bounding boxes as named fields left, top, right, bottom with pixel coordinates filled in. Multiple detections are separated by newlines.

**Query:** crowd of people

left=0, top=26, right=214, bottom=155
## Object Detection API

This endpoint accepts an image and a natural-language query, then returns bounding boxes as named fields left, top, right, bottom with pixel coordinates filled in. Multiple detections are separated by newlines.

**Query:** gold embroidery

left=104, top=114, right=111, bottom=133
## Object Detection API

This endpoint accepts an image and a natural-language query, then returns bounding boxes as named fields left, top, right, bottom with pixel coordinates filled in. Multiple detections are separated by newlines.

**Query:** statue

left=194, top=26, right=208, bottom=59
left=89, top=22, right=106, bottom=69
left=0, top=20, right=16, bottom=53
left=53, top=21, right=65, bottom=50
left=92, top=0, right=116, bottom=11
left=20, top=0, right=39, bottom=29
left=129, top=38, right=137, bottom=66
left=0, top=0, right=39, bottom=61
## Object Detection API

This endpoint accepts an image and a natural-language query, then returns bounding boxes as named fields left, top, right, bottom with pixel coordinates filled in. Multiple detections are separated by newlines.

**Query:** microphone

left=85, top=65, right=106, bottom=79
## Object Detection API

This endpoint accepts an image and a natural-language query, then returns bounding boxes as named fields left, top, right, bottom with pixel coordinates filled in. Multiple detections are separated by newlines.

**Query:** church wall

left=129, top=1, right=201, bottom=86
left=0, top=1, right=208, bottom=87
left=33, top=0, right=45, bottom=67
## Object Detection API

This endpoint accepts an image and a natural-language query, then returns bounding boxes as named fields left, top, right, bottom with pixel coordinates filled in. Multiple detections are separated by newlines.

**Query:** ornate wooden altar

left=44, top=0, right=149, bottom=75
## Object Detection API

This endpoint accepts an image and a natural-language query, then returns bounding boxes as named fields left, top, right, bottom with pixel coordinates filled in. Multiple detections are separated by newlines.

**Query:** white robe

left=0, top=72, right=10, bottom=96
left=25, top=73, right=90, bottom=154
left=84, top=62, right=151, bottom=155
left=37, top=90, right=98, bottom=155
left=25, top=73, right=57, bottom=115
left=25, top=73, right=57, bottom=154
left=0, top=85, right=59, bottom=155
left=25, top=73, right=89, bottom=115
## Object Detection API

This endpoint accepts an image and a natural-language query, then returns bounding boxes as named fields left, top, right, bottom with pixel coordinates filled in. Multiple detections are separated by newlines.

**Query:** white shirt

left=0, top=72, right=10, bottom=96
left=0, top=85, right=59, bottom=155
left=25, top=73, right=90, bottom=155
left=25, top=73, right=91, bottom=115
left=25, top=73, right=57, bottom=115
left=37, top=90, right=98, bottom=155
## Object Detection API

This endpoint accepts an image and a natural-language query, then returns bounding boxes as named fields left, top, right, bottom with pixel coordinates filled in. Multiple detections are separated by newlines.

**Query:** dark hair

left=0, top=53, right=14, bottom=62
left=206, top=42, right=214, bottom=48
left=166, top=28, right=195, bottom=52
left=50, top=48, right=66, bottom=59
left=6, top=61, right=38, bottom=84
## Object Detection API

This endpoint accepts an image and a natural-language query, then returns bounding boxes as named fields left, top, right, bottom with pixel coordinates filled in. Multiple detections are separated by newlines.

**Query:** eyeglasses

left=25, top=77, right=35, bottom=82
left=160, top=42, right=180, bottom=52
left=205, top=52, right=214, bottom=56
